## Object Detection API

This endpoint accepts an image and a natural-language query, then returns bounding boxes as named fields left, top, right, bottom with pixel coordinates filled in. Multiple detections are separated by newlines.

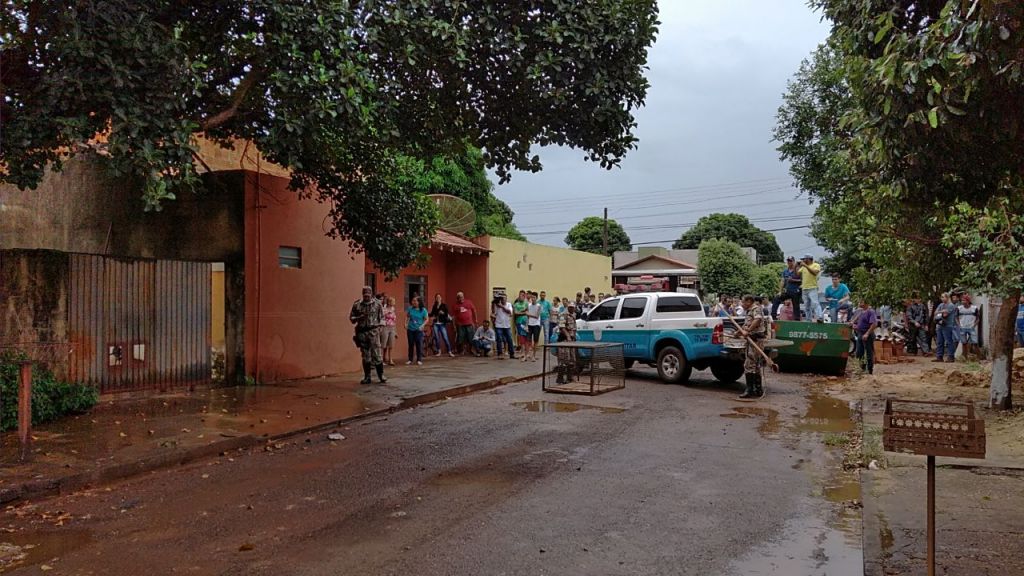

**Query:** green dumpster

left=771, top=321, right=851, bottom=375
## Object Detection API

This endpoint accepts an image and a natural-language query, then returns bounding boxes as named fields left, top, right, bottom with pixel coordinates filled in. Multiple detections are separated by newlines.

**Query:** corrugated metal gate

left=67, top=254, right=211, bottom=393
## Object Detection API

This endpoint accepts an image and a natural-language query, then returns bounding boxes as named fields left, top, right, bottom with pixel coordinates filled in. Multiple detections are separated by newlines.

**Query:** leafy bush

left=0, top=350, right=99, bottom=432
left=698, top=238, right=756, bottom=297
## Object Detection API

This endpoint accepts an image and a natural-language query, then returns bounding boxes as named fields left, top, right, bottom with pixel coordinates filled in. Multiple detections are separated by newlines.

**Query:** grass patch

left=824, top=432, right=851, bottom=447
left=862, top=424, right=886, bottom=468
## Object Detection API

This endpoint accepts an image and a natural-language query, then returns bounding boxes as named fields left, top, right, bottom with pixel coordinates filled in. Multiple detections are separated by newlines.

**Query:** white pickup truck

left=575, top=292, right=745, bottom=384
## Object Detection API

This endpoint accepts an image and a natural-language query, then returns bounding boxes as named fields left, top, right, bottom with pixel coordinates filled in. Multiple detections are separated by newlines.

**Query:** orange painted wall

left=365, top=247, right=488, bottom=360
left=244, top=171, right=365, bottom=381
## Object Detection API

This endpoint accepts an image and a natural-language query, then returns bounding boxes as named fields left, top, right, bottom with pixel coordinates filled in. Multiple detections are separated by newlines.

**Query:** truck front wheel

left=624, top=359, right=635, bottom=370
left=710, top=362, right=745, bottom=385
left=657, top=346, right=691, bottom=384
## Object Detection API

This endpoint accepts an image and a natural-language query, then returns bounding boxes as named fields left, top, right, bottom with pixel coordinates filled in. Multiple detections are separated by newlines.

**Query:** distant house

left=612, top=246, right=758, bottom=295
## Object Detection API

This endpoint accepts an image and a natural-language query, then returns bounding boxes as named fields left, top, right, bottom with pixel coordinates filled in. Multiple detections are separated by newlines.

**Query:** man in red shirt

left=453, top=291, right=478, bottom=355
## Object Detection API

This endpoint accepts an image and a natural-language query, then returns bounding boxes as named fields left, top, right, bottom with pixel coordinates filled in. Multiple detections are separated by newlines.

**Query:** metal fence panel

left=67, top=254, right=211, bottom=393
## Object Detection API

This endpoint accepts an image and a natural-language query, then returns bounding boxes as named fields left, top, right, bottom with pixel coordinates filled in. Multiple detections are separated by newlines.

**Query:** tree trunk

left=989, top=289, right=1019, bottom=410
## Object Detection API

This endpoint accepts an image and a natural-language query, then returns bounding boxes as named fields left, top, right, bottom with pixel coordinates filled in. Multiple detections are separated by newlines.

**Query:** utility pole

left=602, top=207, right=609, bottom=255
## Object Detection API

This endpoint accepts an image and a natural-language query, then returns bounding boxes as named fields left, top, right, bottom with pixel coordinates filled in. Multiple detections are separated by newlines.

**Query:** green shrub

left=0, top=350, right=99, bottom=431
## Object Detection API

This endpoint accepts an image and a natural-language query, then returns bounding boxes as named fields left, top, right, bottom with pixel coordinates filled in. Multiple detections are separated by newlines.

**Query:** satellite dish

left=429, top=194, right=476, bottom=235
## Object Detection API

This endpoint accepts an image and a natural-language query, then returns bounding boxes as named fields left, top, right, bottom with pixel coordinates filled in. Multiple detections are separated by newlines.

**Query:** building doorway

left=405, top=275, right=427, bottom=305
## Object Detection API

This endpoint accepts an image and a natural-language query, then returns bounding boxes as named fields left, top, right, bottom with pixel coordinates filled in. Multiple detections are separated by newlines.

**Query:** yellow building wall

left=485, top=237, right=612, bottom=301
left=211, top=266, right=225, bottom=351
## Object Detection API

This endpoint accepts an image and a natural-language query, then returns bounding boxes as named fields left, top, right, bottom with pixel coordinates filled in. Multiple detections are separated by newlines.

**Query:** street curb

left=0, top=371, right=544, bottom=505
left=267, top=371, right=544, bottom=440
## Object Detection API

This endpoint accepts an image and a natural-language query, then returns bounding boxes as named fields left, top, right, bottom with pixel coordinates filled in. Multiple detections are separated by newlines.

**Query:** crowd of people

left=704, top=253, right=994, bottom=377
left=348, top=285, right=606, bottom=384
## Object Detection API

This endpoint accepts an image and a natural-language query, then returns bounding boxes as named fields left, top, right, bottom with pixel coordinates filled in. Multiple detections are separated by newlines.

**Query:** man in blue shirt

left=824, top=275, right=851, bottom=324
left=538, top=291, right=552, bottom=343
left=779, top=257, right=802, bottom=320
left=854, top=300, right=878, bottom=374
left=933, top=293, right=958, bottom=363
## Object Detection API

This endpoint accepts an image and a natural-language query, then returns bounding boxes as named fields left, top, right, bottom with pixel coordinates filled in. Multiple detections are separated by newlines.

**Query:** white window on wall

left=278, top=246, right=302, bottom=269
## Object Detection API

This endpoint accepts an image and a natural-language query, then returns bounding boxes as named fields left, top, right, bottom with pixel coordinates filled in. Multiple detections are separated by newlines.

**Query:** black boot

left=753, top=373, right=765, bottom=398
left=738, top=373, right=756, bottom=399
left=360, top=362, right=372, bottom=385
left=376, top=363, right=387, bottom=383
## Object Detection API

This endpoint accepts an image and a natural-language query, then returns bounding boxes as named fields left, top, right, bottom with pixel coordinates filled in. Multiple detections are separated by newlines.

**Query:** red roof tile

left=431, top=230, right=489, bottom=255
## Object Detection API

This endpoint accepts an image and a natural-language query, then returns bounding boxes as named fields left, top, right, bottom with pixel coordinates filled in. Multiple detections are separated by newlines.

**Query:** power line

left=518, top=200, right=816, bottom=232
left=505, top=176, right=794, bottom=212
left=625, top=225, right=813, bottom=246
left=517, top=190, right=810, bottom=229
left=520, top=214, right=814, bottom=235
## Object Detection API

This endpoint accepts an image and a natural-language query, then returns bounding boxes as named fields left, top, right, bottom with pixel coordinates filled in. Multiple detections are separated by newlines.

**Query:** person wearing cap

left=350, top=286, right=387, bottom=384
left=795, top=254, right=824, bottom=322
left=780, top=256, right=802, bottom=320
left=735, top=294, right=767, bottom=399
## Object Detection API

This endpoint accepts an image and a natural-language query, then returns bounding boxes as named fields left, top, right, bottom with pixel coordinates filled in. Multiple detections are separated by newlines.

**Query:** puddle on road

left=512, top=401, right=625, bottom=414
left=0, top=529, right=91, bottom=571
left=719, top=412, right=752, bottom=419
left=720, top=406, right=781, bottom=437
left=726, top=512, right=861, bottom=575
left=877, top=511, right=895, bottom=557
left=793, top=394, right=855, bottom=433
left=823, top=477, right=860, bottom=504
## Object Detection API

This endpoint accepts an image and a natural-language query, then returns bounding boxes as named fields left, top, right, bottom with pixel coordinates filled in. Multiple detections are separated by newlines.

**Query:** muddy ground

left=0, top=368, right=862, bottom=575
left=820, top=352, right=1024, bottom=467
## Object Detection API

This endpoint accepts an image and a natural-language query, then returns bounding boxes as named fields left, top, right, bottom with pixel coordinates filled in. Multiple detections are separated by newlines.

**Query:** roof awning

left=613, top=269, right=698, bottom=276
left=431, top=230, right=489, bottom=256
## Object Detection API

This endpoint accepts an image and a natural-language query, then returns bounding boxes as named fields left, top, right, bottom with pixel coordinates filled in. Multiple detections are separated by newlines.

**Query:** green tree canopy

left=751, top=263, right=787, bottom=297
left=0, top=1, right=659, bottom=274
left=564, top=217, right=631, bottom=255
left=673, top=213, right=784, bottom=264
left=394, top=147, right=524, bottom=241
left=778, top=0, right=1024, bottom=408
left=697, top=239, right=755, bottom=298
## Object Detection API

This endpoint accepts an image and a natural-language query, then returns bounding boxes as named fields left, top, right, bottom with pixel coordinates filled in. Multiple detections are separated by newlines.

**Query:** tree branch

left=199, top=67, right=264, bottom=132
left=881, top=226, right=942, bottom=245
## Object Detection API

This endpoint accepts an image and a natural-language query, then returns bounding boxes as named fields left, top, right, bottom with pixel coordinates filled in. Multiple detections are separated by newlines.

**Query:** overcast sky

left=492, top=0, right=832, bottom=260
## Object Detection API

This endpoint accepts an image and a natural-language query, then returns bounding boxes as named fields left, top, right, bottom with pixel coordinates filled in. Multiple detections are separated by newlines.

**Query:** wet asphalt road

left=1, top=369, right=861, bottom=575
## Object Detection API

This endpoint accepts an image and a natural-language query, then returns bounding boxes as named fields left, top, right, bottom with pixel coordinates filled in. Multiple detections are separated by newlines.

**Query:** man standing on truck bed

left=735, top=294, right=767, bottom=399
left=796, top=254, right=824, bottom=322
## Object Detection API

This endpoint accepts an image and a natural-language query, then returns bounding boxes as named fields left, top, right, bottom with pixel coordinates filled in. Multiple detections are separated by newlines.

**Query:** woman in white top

left=491, top=295, right=515, bottom=359
left=525, top=293, right=542, bottom=361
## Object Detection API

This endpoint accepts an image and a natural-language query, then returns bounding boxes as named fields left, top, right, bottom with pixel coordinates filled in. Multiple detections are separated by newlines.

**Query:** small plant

left=824, top=432, right=850, bottom=447
left=0, top=350, right=99, bottom=431
left=244, top=375, right=259, bottom=387
left=962, top=361, right=982, bottom=372
left=862, top=424, right=886, bottom=468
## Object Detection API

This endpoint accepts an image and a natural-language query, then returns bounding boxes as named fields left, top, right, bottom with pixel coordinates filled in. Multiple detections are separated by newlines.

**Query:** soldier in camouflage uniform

left=735, top=294, right=767, bottom=399
left=350, top=286, right=387, bottom=384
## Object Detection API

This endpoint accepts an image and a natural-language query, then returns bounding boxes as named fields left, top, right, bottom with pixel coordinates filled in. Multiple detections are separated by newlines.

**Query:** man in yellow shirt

left=796, top=254, right=824, bottom=322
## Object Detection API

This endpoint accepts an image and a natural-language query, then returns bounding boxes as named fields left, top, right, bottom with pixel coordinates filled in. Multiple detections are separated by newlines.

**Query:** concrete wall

left=484, top=237, right=611, bottom=301
left=243, top=171, right=366, bottom=382
left=0, top=250, right=69, bottom=350
left=0, top=155, right=245, bottom=261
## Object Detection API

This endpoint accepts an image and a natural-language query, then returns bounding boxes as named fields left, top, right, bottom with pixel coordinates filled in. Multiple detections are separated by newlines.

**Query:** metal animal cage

left=542, top=342, right=626, bottom=396
left=883, top=399, right=985, bottom=459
